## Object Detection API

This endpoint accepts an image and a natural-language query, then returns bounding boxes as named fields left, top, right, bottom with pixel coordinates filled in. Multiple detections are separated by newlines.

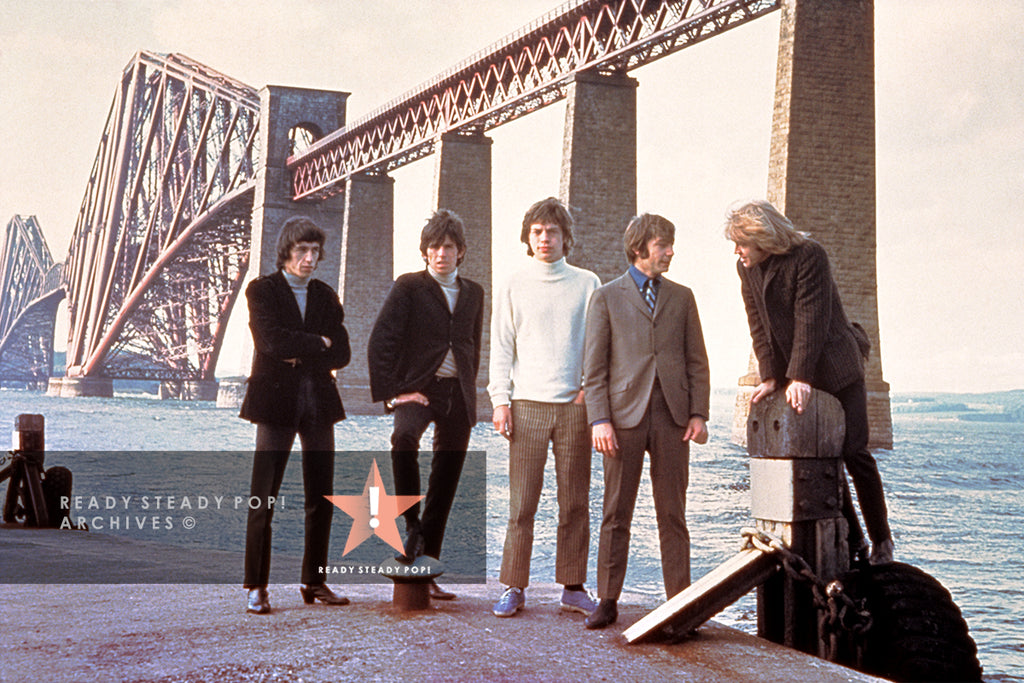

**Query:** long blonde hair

left=724, top=200, right=808, bottom=255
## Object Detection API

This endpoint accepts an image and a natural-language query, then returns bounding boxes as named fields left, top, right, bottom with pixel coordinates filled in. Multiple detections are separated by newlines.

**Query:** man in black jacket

left=367, top=209, right=484, bottom=600
left=239, top=216, right=351, bottom=614
left=726, top=199, right=893, bottom=566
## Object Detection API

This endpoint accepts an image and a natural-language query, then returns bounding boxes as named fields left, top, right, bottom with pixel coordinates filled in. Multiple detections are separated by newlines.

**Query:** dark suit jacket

left=738, top=239, right=864, bottom=394
left=584, top=272, right=710, bottom=430
left=367, top=269, right=484, bottom=424
left=239, top=270, right=350, bottom=427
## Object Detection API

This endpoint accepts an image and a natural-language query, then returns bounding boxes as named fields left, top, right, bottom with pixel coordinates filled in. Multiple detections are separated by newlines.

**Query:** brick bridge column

left=732, top=0, right=892, bottom=449
left=222, top=86, right=349, bottom=407
left=559, top=70, right=638, bottom=283
left=338, top=172, right=395, bottom=415
left=433, top=130, right=493, bottom=419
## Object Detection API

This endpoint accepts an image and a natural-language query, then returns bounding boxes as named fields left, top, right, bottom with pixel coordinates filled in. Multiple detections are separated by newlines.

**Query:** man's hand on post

left=751, top=378, right=777, bottom=403
left=785, top=380, right=811, bottom=414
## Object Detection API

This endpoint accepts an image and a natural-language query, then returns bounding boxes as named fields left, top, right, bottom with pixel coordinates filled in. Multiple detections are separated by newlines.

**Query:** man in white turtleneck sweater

left=489, top=198, right=601, bottom=619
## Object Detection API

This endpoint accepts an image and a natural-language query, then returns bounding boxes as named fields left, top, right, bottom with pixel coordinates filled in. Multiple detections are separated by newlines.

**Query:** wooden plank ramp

left=623, top=548, right=780, bottom=643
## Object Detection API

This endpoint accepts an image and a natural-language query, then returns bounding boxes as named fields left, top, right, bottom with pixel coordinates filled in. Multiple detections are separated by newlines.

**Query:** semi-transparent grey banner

left=0, top=451, right=486, bottom=584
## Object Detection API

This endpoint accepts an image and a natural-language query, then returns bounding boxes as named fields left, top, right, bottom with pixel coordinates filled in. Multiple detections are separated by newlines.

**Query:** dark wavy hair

left=520, top=197, right=575, bottom=257
left=275, top=216, right=325, bottom=269
left=419, top=209, right=467, bottom=265
left=623, top=213, right=674, bottom=263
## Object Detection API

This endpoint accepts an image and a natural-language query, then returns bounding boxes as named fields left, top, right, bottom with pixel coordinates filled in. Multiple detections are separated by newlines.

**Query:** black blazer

left=367, top=269, right=484, bottom=424
left=738, top=239, right=864, bottom=394
left=239, top=270, right=350, bottom=427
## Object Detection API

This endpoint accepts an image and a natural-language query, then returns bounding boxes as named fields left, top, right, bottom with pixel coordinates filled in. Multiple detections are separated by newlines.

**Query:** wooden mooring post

left=748, top=390, right=848, bottom=657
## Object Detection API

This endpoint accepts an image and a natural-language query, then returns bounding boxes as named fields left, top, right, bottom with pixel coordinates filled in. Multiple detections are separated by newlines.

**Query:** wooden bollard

left=747, top=390, right=847, bottom=657
left=14, top=413, right=45, bottom=452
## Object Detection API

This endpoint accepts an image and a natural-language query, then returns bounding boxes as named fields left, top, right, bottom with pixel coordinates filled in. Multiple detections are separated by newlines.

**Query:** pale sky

left=1, top=1, right=1022, bottom=393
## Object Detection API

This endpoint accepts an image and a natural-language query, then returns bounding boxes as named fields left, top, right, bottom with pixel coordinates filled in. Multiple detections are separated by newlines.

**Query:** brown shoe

left=585, top=599, right=617, bottom=629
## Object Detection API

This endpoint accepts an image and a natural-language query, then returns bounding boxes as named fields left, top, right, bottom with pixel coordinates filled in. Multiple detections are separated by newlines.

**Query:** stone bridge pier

left=220, top=85, right=349, bottom=408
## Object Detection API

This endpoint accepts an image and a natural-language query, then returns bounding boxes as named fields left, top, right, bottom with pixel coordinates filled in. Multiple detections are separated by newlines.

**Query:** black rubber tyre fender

left=41, top=465, right=73, bottom=528
left=840, top=561, right=982, bottom=682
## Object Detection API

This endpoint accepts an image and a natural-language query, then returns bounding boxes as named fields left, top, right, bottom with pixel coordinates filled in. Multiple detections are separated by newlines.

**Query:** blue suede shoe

left=560, top=587, right=597, bottom=615
left=492, top=586, right=525, bottom=617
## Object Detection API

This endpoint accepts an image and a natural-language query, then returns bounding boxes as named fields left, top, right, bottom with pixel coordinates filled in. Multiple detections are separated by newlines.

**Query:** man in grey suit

left=583, top=213, right=711, bottom=630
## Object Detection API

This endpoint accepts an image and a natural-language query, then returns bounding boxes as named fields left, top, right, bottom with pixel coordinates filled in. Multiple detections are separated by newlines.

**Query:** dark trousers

left=833, top=379, right=892, bottom=547
left=244, top=379, right=335, bottom=587
left=390, top=377, right=471, bottom=560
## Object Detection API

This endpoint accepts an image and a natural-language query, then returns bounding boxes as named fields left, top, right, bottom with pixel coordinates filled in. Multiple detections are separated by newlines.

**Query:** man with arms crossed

left=490, top=197, right=601, bottom=618
left=368, top=209, right=484, bottom=601
left=240, top=216, right=351, bottom=614
left=583, top=213, right=710, bottom=629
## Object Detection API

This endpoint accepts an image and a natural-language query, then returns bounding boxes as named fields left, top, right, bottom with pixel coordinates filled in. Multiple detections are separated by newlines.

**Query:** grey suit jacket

left=584, top=272, right=710, bottom=430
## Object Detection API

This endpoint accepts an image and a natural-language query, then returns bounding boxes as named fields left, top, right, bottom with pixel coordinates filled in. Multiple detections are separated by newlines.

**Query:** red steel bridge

left=2, top=0, right=779, bottom=388
left=291, top=0, right=778, bottom=199
left=3, top=51, right=262, bottom=388
left=0, top=216, right=64, bottom=385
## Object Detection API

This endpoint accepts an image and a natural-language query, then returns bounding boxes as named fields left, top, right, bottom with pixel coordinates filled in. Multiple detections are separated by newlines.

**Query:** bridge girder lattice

left=63, top=51, right=260, bottom=382
left=0, top=215, right=63, bottom=383
left=290, top=0, right=780, bottom=200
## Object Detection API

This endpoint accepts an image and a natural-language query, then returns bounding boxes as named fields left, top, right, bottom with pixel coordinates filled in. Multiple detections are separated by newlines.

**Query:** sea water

left=0, top=388, right=1020, bottom=681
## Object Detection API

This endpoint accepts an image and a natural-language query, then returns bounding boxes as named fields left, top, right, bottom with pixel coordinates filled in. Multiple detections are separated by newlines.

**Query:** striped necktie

left=642, top=278, right=657, bottom=312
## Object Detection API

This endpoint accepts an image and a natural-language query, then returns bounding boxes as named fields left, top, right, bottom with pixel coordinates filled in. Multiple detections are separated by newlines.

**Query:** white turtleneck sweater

left=428, top=265, right=459, bottom=378
left=488, top=256, right=600, bottom=405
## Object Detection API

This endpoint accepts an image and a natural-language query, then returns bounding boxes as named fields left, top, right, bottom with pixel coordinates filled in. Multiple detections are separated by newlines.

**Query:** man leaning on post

left=367, top=209, right=484, bottom=602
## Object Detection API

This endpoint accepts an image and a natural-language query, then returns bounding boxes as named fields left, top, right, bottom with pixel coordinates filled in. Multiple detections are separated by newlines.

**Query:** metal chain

left=741, top=527, right=873, bottom=660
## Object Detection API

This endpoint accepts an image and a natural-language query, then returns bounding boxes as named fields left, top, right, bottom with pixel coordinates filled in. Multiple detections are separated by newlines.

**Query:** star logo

left=326, top=459, right=422, bottom=556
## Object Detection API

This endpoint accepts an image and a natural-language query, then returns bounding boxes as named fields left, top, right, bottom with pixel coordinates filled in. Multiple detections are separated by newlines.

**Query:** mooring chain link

left=741, top=527, right=873, bottom=655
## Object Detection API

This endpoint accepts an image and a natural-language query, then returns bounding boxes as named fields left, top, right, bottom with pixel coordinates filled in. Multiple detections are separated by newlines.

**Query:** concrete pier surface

left=0, top=527, right=884, bottom=682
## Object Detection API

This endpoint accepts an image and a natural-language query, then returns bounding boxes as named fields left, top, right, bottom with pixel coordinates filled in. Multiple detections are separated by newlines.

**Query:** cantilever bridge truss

left=0, top=216, right=63, bottom=383
left=291, top=0, right=779, bottom=200
left=63, top=51, right=260, bottom=382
